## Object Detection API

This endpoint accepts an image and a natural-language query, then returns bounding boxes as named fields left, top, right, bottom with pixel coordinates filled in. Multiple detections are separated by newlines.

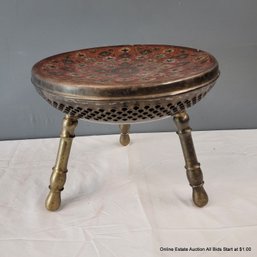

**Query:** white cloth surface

left=0, top=130, right=257, bottom=256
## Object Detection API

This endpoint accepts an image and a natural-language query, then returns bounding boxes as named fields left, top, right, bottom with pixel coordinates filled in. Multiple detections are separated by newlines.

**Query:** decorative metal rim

left=35, top=81, right=216, bottom=123
left=31, top=44, right=219, bottom=101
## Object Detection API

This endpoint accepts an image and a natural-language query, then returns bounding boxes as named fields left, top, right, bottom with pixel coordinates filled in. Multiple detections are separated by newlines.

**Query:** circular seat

left=31, top=44, right=219, bottom=123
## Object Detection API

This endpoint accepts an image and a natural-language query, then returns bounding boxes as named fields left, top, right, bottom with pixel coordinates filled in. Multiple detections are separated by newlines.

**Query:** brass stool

left=31, top=44, right=219, bottom=211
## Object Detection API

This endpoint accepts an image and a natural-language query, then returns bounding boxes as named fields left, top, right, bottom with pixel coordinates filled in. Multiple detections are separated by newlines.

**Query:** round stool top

left=31, top=44, right=219, bottom=100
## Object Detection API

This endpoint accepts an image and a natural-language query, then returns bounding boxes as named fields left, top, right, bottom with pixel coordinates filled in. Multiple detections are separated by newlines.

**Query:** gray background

left=0, top=0, right=257, bottom=140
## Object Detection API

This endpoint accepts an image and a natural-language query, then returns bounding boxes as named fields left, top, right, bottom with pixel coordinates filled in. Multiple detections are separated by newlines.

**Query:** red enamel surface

left=33, top=45, right=217, bottom=87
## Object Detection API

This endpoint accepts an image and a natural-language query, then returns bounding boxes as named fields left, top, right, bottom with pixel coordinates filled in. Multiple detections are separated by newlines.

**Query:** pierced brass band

left=119, top=124, right=130, bottom=146
left=173, top=112, right=208, bottom=207
left=45, top=115, right=78, bottom=211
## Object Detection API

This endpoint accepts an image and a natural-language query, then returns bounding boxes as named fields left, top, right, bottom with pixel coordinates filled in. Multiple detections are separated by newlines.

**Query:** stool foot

left=173, top=111, right=208, bottom=207
left=119, top=124, right=130, bottom=146
left=192, top=185, right=208, bottom=207
left=45, top=115, right=78, bottom=211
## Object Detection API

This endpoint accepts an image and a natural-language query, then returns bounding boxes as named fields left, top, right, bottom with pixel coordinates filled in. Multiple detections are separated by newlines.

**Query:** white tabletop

left=0, top=130, right=256, bottom=256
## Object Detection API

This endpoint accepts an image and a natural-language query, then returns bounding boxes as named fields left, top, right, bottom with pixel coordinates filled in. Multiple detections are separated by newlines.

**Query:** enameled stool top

left=31, top=45, right=219, bottom=123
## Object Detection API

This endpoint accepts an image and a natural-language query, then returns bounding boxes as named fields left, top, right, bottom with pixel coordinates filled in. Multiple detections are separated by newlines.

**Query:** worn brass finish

left=31, top=45, right=219, bottom=101
left=173, top=112, right=208, bottom=207
left=45, top=115, right=78, bottom=211
left=31, top=45, right=219, bottom=124
left=34, top=83, right=215, bottom=124
left=31, top=45, right=219, bottom=211
left=119, top=124, right=130, bottom=146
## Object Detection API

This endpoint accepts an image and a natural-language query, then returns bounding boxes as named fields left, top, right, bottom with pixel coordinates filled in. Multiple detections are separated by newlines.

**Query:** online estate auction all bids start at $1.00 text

left=160, top=246, right=252, bottom=252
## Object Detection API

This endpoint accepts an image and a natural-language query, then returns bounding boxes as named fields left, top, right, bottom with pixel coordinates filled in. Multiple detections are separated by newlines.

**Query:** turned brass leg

left=173, top=111, right=208, bottom=207
left=119, top=124, right=130, bottom=146
left=45, top=115, right=78, bottom=211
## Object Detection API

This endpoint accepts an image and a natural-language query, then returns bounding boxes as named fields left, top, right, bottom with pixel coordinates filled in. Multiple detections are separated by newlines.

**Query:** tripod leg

left=45, top=115, right=78, bottom=211
left=173, top=112, right=208, bottom=207
left=119, top=124, right=130, bottom=146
